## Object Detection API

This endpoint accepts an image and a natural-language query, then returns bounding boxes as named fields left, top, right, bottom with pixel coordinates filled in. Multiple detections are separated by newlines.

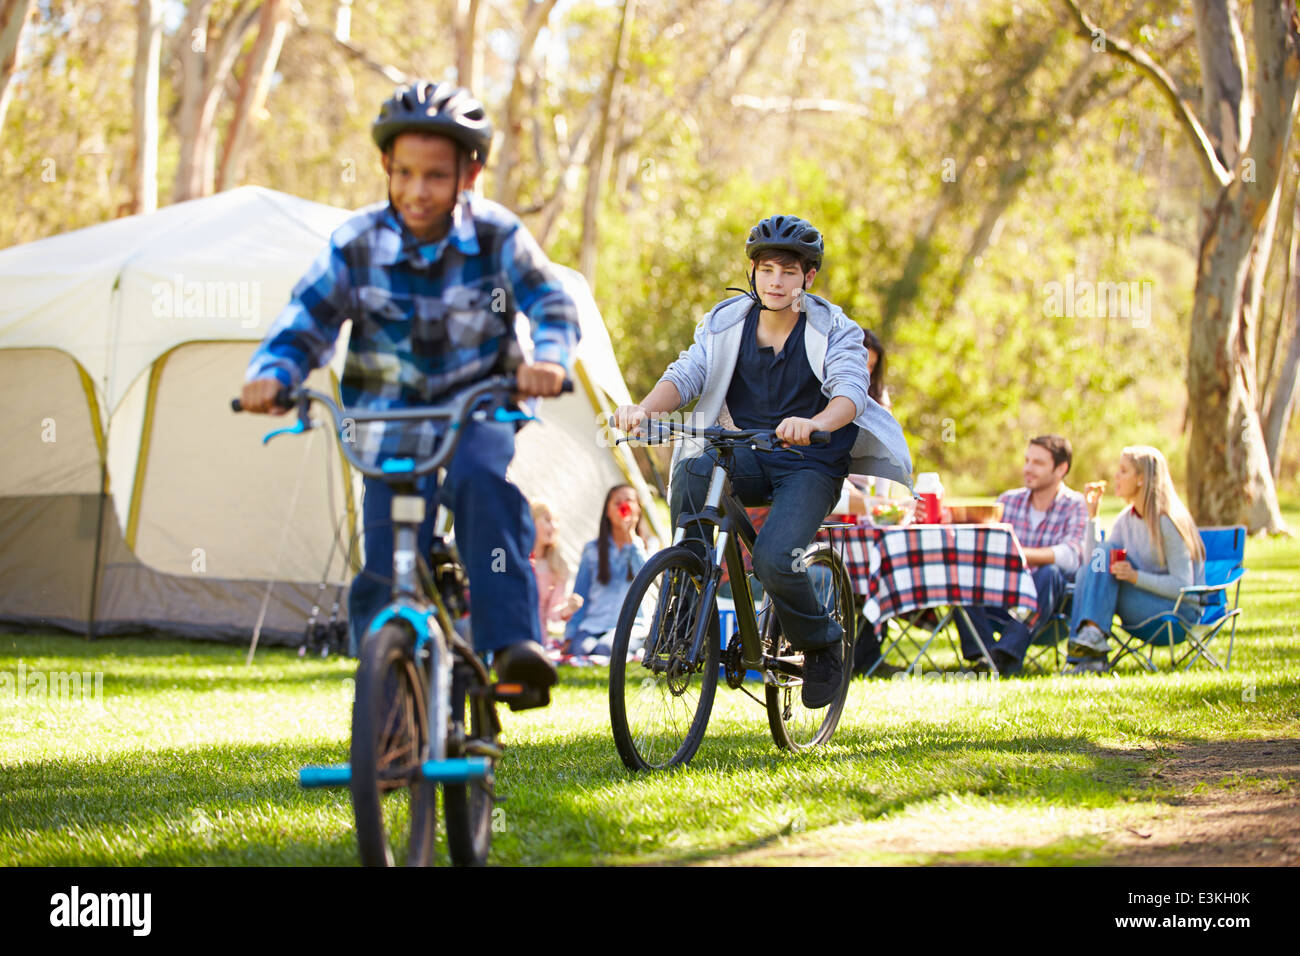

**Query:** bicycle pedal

left=492, top=682, right=551, bottom=711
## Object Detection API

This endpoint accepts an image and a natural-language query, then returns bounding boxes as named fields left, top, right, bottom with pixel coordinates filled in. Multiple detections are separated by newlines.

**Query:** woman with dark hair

left=861, top=327, right=891, bottom=410
left=837, top=326, right=895, bottom=514
left=563, top=485, right=648, bottom=660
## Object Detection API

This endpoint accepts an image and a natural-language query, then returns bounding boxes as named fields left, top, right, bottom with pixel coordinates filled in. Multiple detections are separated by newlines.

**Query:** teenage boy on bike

left=614, top=215, right=912, bottom=707
left=240, top=81, right=577, bottom=700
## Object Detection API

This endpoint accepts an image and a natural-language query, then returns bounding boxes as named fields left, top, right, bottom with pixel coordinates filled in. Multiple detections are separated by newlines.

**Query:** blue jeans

left=669, top=446, right=842, bottom=652
left=956, top=564, right=1066, bottom=671
left=1069, top=542, right=1199, bottom=643
left=347, top=417, right=540, bottom=657
left=957, top=564, right=1068, bottom=668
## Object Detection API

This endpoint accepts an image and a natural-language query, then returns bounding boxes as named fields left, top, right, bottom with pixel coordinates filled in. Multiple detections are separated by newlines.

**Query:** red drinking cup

left=1109, top=548, right=1128, bottom=571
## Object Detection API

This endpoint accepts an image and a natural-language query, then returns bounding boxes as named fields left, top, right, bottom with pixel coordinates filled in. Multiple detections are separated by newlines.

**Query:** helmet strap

left=723, top=264, right=762, bottom=308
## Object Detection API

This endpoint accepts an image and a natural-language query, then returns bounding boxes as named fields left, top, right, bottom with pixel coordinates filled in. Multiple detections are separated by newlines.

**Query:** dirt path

left=707, top=738, right=1300, bottom=866
left=1105, top=738, right=1299, bottom=865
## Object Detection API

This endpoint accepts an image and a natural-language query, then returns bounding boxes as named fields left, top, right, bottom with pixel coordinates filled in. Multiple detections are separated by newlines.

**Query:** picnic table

left=828, top=522, right=1039, bottom=677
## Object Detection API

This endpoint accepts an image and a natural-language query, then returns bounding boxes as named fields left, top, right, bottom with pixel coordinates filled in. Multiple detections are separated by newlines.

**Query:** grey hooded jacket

left=658, top=292, right=914, bottom=491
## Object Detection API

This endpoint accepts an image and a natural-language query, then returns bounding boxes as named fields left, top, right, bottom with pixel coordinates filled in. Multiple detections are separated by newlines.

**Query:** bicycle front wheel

left=766, top=546, right=856, bottom=751
left=609, top=546, right=720, bottom=771
left=350, top=624, right=438, bottom=866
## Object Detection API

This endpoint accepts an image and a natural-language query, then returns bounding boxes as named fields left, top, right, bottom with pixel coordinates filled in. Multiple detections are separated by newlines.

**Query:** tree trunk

left=218, top=0, right=291, bottom=191
left=172, top=2, right=260, bottom=202
left=1186, top=0, right=1298, bottom=533
left=129, top=0, right=163, bottom=215
left=0, top=0, right=34, bottom=133
left=578, top=0, right=635, bottom=286
left=1257, top=175, right=1295, bottom=404
left=495, top=0, right=560, bottom=209
left=454, top=0, right=484, bottom=91
left=1263, top=196, right=1300, bottom=480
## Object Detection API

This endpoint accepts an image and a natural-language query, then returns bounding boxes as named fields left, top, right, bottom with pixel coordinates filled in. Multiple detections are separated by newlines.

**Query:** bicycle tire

left=444, top=653, right=496, bottom=866
left=609, top=546, right=720, bottom=771
left=766, top=546, right=856, bottom=751
left=350, top=623, right=438, bottom=866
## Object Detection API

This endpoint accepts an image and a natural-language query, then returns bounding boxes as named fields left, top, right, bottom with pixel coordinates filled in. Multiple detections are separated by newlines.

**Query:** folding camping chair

left=872, top=606, right=957, bottom=675
left=1108, top=526, right=1247, bottom=672
left=1021, top=583, right=1073, bottom=674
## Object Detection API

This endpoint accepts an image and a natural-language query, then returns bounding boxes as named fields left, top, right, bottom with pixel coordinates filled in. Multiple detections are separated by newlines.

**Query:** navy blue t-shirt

left=724, top=305, right=856, bottom=478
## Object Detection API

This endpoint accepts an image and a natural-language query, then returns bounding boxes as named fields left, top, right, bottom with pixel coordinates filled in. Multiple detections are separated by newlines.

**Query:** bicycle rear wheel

left=351, top=623, right=438, bottom=866
left=609, top=547, right=720, bottom=771
left=444, top=653, right=497, bottom=866
left=766, top=546, right=855, bottom=751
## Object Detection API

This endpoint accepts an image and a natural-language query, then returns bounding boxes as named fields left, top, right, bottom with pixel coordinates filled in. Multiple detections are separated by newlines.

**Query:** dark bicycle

left=234, top=375, right=556, bottom=865
left=607, top=417, right=856, bottom=771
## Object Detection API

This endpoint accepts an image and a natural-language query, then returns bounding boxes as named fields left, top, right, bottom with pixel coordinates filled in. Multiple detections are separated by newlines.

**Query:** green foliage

left=0, top=0, right=1284, bottom=497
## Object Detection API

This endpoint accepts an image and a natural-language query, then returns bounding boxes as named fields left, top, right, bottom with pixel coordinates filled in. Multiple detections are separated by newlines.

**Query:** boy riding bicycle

left=240, top=81, right=577, bottom=699
left=614, top=216, right=912, bottom=707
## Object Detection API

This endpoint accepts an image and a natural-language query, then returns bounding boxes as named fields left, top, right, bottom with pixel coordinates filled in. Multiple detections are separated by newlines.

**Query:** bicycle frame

left=668, top=449, right=770, bottom=672
left=623, top=414, right=848, bottom=685
left=253, top=379, right=528, bottom=791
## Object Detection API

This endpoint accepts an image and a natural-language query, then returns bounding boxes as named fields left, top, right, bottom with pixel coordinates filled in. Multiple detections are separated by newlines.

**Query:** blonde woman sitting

left=1066, top=446, right=1205, bottom=673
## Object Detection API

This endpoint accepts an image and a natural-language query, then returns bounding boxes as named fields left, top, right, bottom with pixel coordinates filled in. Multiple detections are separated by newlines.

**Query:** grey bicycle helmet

left=745, top=215, right=824, bottom=270
left=371, top=81, right=493, bottom=163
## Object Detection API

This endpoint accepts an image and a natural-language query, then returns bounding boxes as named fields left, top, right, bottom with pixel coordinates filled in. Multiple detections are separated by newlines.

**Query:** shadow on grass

left=0, top=725, right=1176, bottom=867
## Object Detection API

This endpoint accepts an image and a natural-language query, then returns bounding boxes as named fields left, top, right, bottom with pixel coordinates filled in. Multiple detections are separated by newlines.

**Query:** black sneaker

left=493, top=641, right=559, bottom=711
left=801, top=643, right=843, bottom=709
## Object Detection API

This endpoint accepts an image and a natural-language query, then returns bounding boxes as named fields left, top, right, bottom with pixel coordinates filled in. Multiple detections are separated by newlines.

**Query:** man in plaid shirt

left=240, top=82, right=578, bottom=699
left=957, top=435, right=1087, bottom=673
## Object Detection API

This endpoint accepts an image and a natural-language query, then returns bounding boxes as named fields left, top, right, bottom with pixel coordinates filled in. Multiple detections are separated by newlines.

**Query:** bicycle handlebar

left=610, top=415, right=829, bottom=449
left=233, top=376, right=572, bottom=479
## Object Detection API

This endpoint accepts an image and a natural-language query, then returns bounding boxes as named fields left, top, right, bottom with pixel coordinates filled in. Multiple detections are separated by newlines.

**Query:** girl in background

left=564, top=485, right=648, bottom=660
left=530, top=500, right=581, bottom=653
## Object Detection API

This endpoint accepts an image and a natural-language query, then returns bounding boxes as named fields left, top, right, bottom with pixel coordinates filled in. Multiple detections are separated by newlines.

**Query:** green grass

left=2, top=511, right=1297, bottom=866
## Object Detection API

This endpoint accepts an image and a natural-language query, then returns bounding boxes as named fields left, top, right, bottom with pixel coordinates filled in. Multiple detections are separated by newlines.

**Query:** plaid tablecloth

left=828, top=523, right=1039, bottom=627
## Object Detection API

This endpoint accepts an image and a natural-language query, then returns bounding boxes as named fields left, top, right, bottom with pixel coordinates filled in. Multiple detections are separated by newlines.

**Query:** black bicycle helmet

left=745, top=214, right=824, bottom=270
left=371, top=81, right=493, bottom=163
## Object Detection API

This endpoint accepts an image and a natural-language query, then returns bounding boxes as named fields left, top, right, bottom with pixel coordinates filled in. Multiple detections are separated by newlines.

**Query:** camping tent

left=0, top=186, right=662, bottom=645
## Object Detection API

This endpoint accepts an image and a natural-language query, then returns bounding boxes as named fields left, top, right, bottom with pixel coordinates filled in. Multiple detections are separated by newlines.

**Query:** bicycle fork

left=657, top=460, right=771, bottom=675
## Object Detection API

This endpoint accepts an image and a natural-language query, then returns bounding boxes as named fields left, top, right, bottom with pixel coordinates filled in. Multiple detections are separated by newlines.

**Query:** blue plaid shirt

left=247, top=195, right=580, bottom=463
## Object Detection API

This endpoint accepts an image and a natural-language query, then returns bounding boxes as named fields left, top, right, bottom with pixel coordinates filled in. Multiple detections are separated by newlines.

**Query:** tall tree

left=173, top=1, right=293, bottom=200
left=218, top=0, right=291, bottom=190
left=1064, top=0, right=1299, bottom=533
left=494, top=0, right=561, bottom=209
left=0, top=0, right=34, bottom=132
left=579, top=0, right=636, bottom=286
left=129, top=0, right=163, bottom=214
left=1262, top=194, right=1300, bottom=480
left=454, top=0, right=484, bottom=91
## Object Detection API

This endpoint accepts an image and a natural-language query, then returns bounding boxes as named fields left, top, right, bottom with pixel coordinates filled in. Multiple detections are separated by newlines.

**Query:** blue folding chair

left=1108, top=526, right=1246, bottom=672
